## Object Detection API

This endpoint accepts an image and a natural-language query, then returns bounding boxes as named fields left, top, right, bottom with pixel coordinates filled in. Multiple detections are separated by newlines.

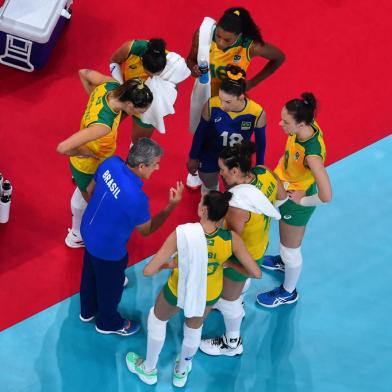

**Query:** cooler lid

left=0, top=0, right=69, bottom=43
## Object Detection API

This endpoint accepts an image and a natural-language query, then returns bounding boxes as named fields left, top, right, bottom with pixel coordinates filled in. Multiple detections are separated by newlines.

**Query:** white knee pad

left=147, top=307, right=168, bottom=341
left=183, top=323, right=202, bottom=348
left=71, top=187, right=87, bottom=209
left=280, top=243, right=303, bottom=268
left=219, top=298, right=245, bottom=319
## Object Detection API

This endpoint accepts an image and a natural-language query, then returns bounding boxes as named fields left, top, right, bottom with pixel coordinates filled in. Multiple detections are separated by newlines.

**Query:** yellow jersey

left=167, top=228, right=233, bottom=302
left=209, top=30, right=253, bottom=96
left=275, top=121, right=326, bottom=191
left=122, top=40, right=150, bottom=82
left=70, top=82, right=121, bottom=174
left=122, top=40, right=169, bottom=82
left=229, top=166, right=278, bottom=261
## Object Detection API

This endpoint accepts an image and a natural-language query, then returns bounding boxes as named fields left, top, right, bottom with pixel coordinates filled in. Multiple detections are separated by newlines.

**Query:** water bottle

left=0, top=180, right=12, bottom=223
left=198, top=56, right=209, bottom=84
left=2, top=179, right=12, bottom=197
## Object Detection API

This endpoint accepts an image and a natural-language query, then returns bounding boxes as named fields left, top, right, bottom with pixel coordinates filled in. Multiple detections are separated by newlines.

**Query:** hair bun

left=148, top=38, right=166, bottom=55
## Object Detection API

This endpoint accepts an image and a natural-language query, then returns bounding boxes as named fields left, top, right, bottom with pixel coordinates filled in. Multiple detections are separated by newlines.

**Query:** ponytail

left=218, top=7, right=264, bottom=44
left=113, top=78, right=153, bottom=108
left=141, top=38, right=167, bottom=74
left=285, top=92, right=317, bottom=125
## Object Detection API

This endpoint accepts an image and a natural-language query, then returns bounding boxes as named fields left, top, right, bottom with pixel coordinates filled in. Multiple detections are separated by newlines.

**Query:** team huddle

left=57, top=7, right=332, bottom=388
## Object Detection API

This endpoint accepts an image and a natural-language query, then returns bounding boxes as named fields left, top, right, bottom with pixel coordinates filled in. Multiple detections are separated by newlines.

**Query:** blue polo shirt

left=81, top=156, right=151, bottom=261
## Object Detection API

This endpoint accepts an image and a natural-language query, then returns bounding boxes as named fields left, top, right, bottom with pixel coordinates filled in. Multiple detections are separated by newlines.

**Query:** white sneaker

left=172, top=356, right=192, bottom=388
left=186, top=172, right=202, bottom=189
left=126, top=352, right=157, bottom=385
left=65, top=228, right=84, bottom=248
left=199, top=334, right=243, bottom=356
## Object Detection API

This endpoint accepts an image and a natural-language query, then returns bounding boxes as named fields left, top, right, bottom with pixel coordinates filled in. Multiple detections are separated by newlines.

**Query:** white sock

left=70, top=187, right=87, bottom=237
left=219, top=298, right=244, bottom=347
left=144, top=308, right=167, bottom=371
left=177, top=323, right=202, bottom=373
left=280, top=244, right=303, bottom=293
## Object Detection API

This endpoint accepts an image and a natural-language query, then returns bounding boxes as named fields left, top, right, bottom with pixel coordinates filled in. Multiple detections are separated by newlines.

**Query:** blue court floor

left=1, top=136, right=391, bottom=392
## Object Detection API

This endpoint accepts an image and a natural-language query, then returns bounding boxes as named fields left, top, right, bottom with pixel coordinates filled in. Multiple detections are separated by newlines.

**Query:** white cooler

left=0, top=0, right=73, bottom=72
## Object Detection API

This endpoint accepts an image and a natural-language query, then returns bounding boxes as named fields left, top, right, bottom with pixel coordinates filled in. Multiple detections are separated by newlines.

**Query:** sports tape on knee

left=280, top=243, right=303, bottom=268
left=219, top=298, right=244, bottom=319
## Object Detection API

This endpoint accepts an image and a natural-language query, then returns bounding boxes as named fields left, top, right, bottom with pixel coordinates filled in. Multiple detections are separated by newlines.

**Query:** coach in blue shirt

left=80, top=138, right=183, bottom=336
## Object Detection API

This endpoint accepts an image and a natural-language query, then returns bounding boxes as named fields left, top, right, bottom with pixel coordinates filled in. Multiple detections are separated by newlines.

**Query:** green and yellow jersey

left=70, top=82, right=121, bottom=175
left=122, top=40, right=169, bottom=82
left=167, top=228, right=233, bottom=302
left=275, top=121, right=326, bottom=191
left=229, top=166, right=278, bottom=262
left=209, top=30, right=253, bottom=96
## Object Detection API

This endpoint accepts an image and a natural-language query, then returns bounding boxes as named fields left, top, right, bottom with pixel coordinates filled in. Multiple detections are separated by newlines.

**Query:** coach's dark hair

left=219, top=141, right=256, bottom=174
left=141, top=38, right=167, bottom=74
left=220, top=65, right=247, bottom=97
left=285, top=92, right=317, bottom=125
left=113, top=78, right=153, bottom=108
left=218, top=7, right=264, bottom=44
left=126, top=138, right=163, bottom=167
left=203, top=191, right=233, bottom=221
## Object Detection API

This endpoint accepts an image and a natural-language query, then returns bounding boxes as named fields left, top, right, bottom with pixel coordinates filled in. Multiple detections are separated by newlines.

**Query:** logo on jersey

left=241, top=121, right=252, bottom=130
left=207, top=239, right=214, bottom=246
left=283, top=214, right=292, bottom=220
left=233, top=55, right=242, bottom=63
left=214, top=116, right=222, bottom=123
left=294, top=152, right=300, bottom=161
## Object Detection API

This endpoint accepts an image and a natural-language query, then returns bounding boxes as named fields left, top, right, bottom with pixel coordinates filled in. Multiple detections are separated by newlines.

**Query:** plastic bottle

left=198, top=56, right=209, bottom=84
left=0, top=179, right=12, bottom=223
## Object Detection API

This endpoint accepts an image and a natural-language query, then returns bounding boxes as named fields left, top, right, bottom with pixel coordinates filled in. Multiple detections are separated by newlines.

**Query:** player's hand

left=191, top=64, right=201, bottom=78
left=287, top=190, right=306, bottom=205
left=187, top=159, right=199, bottom=175
left=169, top=181, right=184, bottom=206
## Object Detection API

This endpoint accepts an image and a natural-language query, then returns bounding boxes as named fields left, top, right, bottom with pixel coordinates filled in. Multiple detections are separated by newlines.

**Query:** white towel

left=229, top=184, right=282, bottom=220
left=189, top=17, right=216, bottom=133
left=141, top=52, right=190, bottom=133
left=176, top=223, right=208, bottom=318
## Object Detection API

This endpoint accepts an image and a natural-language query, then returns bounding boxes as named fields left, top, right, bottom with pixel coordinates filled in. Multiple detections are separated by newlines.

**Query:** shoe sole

left=65, top=238, right=85, bottom=249
left=256, top=293, right=299, bottom=308
left=126, top=359, right=157, bottom=385
left=95, top=325, right=140, bottom=336
left=173, top=360, right=192, bottom=388
left=261, top=265, right=285, bottom=272
left=79, top=314, right=95, bottom=322
left=199, top=345, right=243, bottom=356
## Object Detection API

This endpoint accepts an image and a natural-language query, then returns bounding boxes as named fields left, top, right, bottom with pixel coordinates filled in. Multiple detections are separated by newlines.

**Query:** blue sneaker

left=262, top=255, right=285, bottom=272
left=256, top=285, right=299, bottom=308
left=96, top=319, right=141, bottom=336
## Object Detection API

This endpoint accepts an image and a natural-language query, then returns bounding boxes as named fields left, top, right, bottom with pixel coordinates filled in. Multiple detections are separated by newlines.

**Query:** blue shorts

left=199, top=155, right=219, bottom=173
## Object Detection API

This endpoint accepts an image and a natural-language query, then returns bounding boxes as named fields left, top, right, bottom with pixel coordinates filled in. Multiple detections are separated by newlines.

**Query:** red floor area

left=0, top=0, right=391, bottom=331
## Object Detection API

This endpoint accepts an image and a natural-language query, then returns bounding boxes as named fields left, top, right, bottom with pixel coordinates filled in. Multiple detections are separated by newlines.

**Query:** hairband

left=233, top=10, right=240, bottom=16
left=135, top=79, right=145, bottom=90
left=227, top=70, right=243, bottom=81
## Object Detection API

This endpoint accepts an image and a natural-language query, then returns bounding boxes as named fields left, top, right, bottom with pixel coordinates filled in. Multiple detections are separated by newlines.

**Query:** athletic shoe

left=95, top=319, right=141, bottom=336
left=123, top=276, right=129, bottom=287
left=65, top=228, right=84, bottom=248
left=79, top=314, right=95, bottom=322
left=256, top=285, right=299, bottom=308
left=262, top=255, right=285, bottom=272
left=199, top=334, right=243, bottom=356
left=125, top=352, right=157, bottom=385
left=172, top=355, right=192, bottom=388
left=186, top=172, right=202, bottom=189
